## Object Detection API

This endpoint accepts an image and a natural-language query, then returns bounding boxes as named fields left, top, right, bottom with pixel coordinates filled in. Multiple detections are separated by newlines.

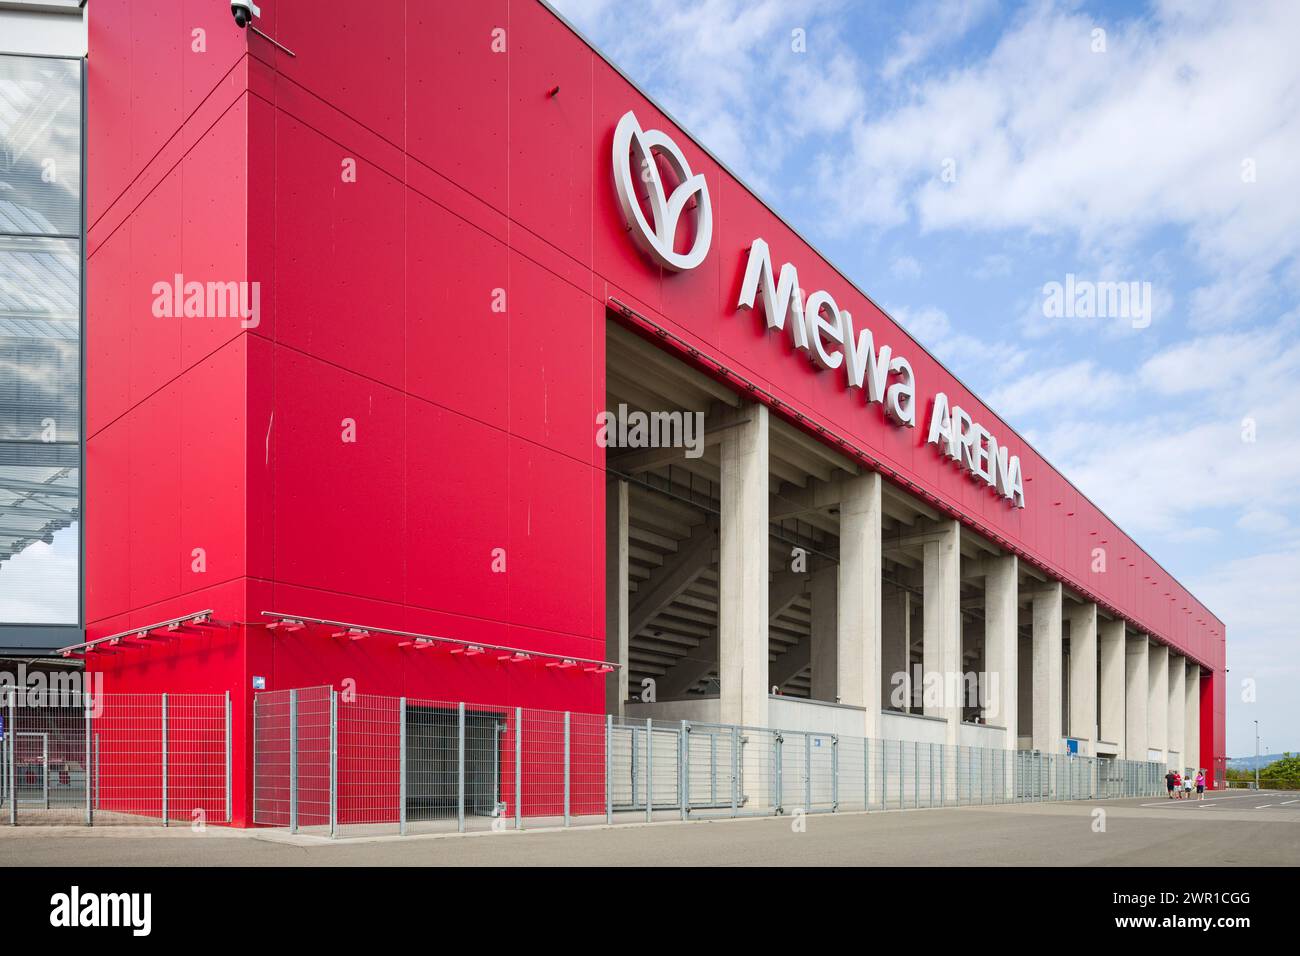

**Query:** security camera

left=231, top=1, right=261, bottom=28
left=229, top=1, right=297, bottom=57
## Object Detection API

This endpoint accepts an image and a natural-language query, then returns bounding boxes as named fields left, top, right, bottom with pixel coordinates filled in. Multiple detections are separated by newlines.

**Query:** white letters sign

left=611, top=111, right=712, bottom=272
left=610, top=112, right=1025, bottom=507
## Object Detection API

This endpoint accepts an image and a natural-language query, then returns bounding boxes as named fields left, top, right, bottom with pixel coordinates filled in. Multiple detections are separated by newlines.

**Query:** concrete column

left=983, top=554, right=1018, bottom=750
left=881, top=585, right=909, bottom=712
left=605, top=478, right=629, bottom=715
left=1097, top=618, right=1125, bottom=752
left=1169, top=653, right=1186, bottom=771
left=1031, top=583, right=1063, bottom=753
left=1185, top=662, right=1201, bottom=775
left=809, top=565, right=838, bottom=703
left=922, top=520, right=961, bottom=745
left=1067, top=603, right=1098, bottom=750
left=718, top=402, right=769, bottom=729
left=835, top=472, right=881, bottom=737
left=1148, top=642, right=1169, bottom=764
left=1125, top=634, right=1148, bottom=761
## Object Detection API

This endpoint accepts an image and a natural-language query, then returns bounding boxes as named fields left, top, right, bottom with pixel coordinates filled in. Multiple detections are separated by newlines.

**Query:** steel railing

left=251, top=687, right=1167, bottom=837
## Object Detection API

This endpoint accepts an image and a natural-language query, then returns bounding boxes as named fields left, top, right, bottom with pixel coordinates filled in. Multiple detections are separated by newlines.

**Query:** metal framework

left=261, top=611, right=620, bottom=673
left=54, top=609, right=221, bottom=657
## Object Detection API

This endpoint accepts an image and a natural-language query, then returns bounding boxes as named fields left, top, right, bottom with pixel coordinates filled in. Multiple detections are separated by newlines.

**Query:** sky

left=553, top=0, right=1300, bottom=757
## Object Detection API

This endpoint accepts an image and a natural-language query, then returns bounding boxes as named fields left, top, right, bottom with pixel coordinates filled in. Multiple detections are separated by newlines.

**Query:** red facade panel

left=406, top=1, right=509, bottom=212
left=405, top=193, right=510, bottom=428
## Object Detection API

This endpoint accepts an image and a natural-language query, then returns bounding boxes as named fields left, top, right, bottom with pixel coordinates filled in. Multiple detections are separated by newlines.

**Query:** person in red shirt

left=1172, top=770, right=1183, bottom=798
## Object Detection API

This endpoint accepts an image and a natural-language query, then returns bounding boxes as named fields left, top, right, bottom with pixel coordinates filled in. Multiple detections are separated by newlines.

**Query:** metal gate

left=609, top=718, right=683, bottom=817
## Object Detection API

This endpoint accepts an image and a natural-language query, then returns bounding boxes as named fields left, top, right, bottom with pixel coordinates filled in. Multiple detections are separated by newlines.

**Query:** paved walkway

left=2, top=792, right=1297, bottom=866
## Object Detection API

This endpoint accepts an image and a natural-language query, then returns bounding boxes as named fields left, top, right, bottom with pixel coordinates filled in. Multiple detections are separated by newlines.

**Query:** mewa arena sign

left=611, top=111, right=1025, bottom=508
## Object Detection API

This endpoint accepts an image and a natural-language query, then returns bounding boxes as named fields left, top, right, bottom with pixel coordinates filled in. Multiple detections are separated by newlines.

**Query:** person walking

left=1195, top=769, right=1206, bottom=800
left=1172, top=769, right=1183, bottom=798
left=1166, top=769, right=1177, bottom=799
left=1183, top=772, right=1194, bottom=799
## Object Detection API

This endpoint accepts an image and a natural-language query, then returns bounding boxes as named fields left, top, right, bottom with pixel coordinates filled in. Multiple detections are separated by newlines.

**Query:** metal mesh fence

left=249, top=686, right=1168, bottom=837
left=2, top=688, right=229, bottom=826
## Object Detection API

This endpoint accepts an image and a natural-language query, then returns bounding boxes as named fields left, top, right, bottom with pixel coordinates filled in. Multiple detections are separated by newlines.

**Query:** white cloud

left=985, top=359, right=1129, bottom=419
left=1235, top=509, right=1289, bottom=536
left=555, top=0, right=866, bottom=194
left=1139, top=322, right=1300, bottom=398
left=889, top=303, right=1029, bottom=390
left=890, top=254, right=922, bottom=279
left=0, top=526, right=78, bottom=624
left=880, top=0, right=998, bottom=80
left=821, top=0, right=1300, bottom=311
left=1020, top=324, right=1300, bottom=536
left=971, top=253, right=1013, bottom=279
left=1191, top=543, right=1300, bottom=753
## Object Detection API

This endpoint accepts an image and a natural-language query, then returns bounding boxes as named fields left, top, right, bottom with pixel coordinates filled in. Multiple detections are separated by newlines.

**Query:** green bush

left=1260, top=753, right=1300, bottom=790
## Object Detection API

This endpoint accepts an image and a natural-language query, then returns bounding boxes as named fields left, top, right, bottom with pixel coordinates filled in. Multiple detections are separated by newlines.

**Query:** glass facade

left=0, top=53, right=82, bottom=626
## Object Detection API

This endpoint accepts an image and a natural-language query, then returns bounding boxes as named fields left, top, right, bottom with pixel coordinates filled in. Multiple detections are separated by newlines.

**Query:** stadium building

left=1, top=0, right=1224, bottom=826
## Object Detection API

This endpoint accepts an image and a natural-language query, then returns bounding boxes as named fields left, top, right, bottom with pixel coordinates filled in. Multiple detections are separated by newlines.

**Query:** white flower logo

left=611, top=111, right=713, bottom=272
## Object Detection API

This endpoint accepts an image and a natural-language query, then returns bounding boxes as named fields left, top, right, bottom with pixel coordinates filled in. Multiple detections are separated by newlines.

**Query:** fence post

left=457, top=702, right=466, bottom=833
left=679, top=720, right=688, bottom=822
left=224, top=691, right=232, bottom=825
left=885, top=739, right=892, bottom=808
left=6, top=687, right=13, bottom=826
left=928, top=743, right=934, bottom=807
left=562, top=711, right=571, bottom=828
left=605, top=714, right=613, bottom=826
left=712, top=733, right=722, bottom=806
left=940, top=744, right=946, bottom=807
left=328, top=688, right=338, bottom=839
left=804, top=733, right=812, bottom=812
left=831, top=735, right=839, bottom=812
left=0, top=696, right=6, bottom=813
left=289, top=689, right=298, bottom=834
left=84, top=694, right=92, bottom=826
left=731, top=726, right=739, bottom=815
left=514, top=707, right=523, bottom=831
left=773, top=732, right=783, bottom=815
left=864, top=738, right=870, bottom=811
left=645, top=718, right=653, bottom=823
left=160, top=693, right=168, bottom=827
left=398, top=697, right=407, bottom=836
